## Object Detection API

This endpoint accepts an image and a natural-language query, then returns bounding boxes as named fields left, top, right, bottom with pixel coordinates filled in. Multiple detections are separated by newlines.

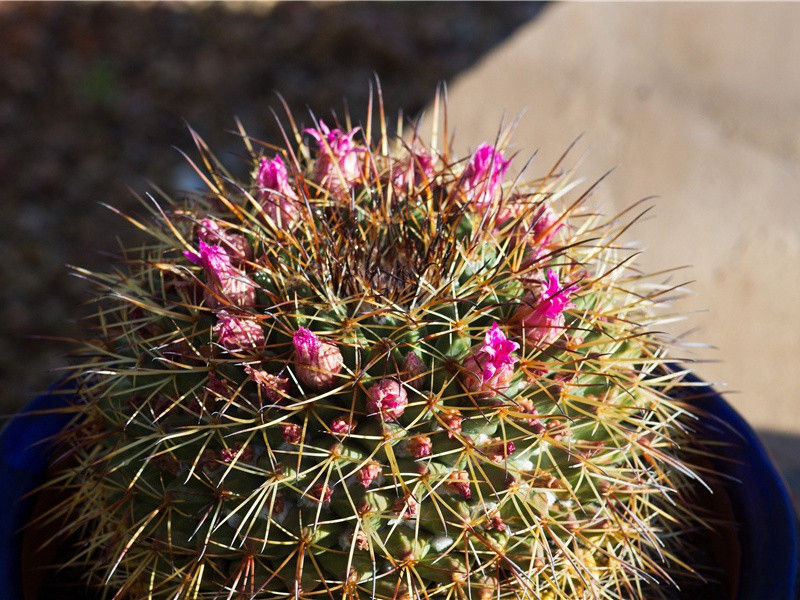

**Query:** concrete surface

left=431, top=3, right=800, bottom=498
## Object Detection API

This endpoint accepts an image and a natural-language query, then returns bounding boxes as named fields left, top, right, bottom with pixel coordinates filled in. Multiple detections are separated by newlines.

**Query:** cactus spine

left=45, top=90, right=707, bottom=600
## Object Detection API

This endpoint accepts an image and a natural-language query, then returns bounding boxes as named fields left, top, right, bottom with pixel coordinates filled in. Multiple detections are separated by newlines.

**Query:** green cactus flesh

left=46, top=97, right=708, bottom=600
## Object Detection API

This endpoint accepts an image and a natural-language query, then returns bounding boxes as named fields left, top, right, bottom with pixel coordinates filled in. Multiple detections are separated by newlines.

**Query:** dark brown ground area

left=0, top=1, right=546, bottom=411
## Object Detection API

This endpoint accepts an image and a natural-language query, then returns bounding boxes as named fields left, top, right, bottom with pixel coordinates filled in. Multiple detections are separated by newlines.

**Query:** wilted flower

left=365, top=378, right=408, bottom=421
left=461, top=143, right=511, bottom=210
left=292, top=327, right=343, bottom=390
left=184, top=241, right=256, bottom=308
left=280, top=422, right=302, bottom=444
left=305, top=121, right=364, bottom=195
left=257, top=154, right=300, bottom=228
left=462, top=322, right=519, bottom=397
left=330, top=417, right=356, bottom=437
left=485, top=438, right=516, bottom=462
left=514, top=269, right=579, bottom=348
left=439, top=408, right=463, bottom=438
left=244, top=365, right=289, bottom=402
left=212, top=311, right=265, bottom=352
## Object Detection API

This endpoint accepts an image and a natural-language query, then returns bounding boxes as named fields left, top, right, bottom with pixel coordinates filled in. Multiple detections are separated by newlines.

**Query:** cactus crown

left=46, top=89, right=708, bottom=600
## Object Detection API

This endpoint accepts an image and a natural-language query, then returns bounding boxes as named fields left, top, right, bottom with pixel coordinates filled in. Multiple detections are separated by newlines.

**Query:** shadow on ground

left=0, top=1, right=547, bottom=411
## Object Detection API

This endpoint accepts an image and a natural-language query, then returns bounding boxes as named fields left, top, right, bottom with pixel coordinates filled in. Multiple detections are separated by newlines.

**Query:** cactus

left=42, top=90, right=709, bottom=600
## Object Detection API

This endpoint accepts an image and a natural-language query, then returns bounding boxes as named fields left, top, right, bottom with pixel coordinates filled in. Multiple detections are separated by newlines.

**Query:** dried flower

left=407, top=434, right=432, bottom=459
left=357, top=461, right=382, bottom=489
left=244, top=365, right=289, bottom=402
left=446, top=469, right=471, bottom=499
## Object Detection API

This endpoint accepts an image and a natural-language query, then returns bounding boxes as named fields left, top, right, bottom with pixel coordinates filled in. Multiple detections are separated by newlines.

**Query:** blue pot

left=1, top=377, right=797, bottom=599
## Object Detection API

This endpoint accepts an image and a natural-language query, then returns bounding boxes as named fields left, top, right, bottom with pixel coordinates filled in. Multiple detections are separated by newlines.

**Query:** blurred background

left=1, top=2, right=798, bottom=506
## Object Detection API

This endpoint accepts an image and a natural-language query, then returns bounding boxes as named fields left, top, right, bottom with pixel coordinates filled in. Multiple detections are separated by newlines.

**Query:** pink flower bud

left=220, top=443, right=254, bottom=464
left=244, top=365, right=289, bottom=402
left=281, top=422, right=302, bottom=444
left=487, top=514, right=507, bottom=532
left=440, top=408, right=463, bottom=438
left=196, top=218, right=251, bottom=262
left=292, top=327, right=343, bottom=390
left=446, top=470, right=471, bottom=499
left=485, top=438, right=516, bottom=462
left=532, top=203, right=563, bottom=246
left=257, top=155, right=301, bottom=228
left=461, top=143, right=511, bottom=210
left=212, top=311, right=265, bottom=352
left=514, top=269, right=579, bottom=348
left=365, top=378, right=408, bottom=422
left=392, top=494, right=418, bottom=519
left=406, top=434, right=432, bottom=459
left=308, top=482, right=332, bottom=504
left=357, top=461, right=382, bottom=489
left=462, top=322, right=519, bottom=397
left=184, top=241, right=256, bottom=308
left=330, top=417, right=356, bottom=437
left=304, top=121, right=365, bottom=195
left=401, top=351, right=426, bottom=383
left=391, top=149, right=435, bottom=193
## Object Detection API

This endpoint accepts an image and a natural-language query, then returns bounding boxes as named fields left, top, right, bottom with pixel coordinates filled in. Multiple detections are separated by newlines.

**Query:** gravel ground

left=0, top=1, right=546, bottom=411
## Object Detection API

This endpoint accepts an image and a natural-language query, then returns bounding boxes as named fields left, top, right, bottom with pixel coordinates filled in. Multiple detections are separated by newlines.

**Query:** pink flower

left=462, top=322, right=519, bottom=397
left=365, top=378, right=408, bottom=422
left=212, top=311, right=265, bottom=352
left=391, top=149, right=435, bottom=192
left=307, top=482, right=333, bottom=504
left=330, top=417, right=356, bottom=437
left=532, top=203, right=563, bottom=246
left=461, top=143, right=511, bottom=210
left=446, top=470, right=471, bottom=499
left=484, top=438, right=516, bottom=463
left=514, top=269, right=579, bottom=348
left=257, top=155, right=301, bottom=228
left=406, top=434, right=432, bottom=459
left=184, top=241, right=256, bottom=308
left=281, top=422, right=302, bottom=444
left=439, top=408, right=463, bottom=439
left=304, top=121, right=364, bottom=195
left=292, top=327, right=343, bottom=390
left=244, top=365, right=289, bottom=402
left=195, top=218, right=251, bottom=261
left=357, top=461, right=382, bottom=489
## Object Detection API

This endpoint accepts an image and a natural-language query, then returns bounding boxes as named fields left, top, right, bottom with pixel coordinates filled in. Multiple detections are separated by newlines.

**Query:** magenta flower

left=292, top=327, right=343, bottom=390
left=304, top=121, right=364, bottom=195
left=461, top=143, right=511, bottom=210
left=514, top=269, right=579, bottom=348
left=184, top=241, right=255, bottom=308
left=257, top=154, right=301, bottom=228
left=212, top=311, right=265, bottom=352
left=461, top=322, right=519, bottom=397
left=365, top=378, right=408, bottom=422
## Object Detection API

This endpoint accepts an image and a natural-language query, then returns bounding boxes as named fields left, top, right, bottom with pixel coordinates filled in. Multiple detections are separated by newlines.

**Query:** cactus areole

left=39, top=93, right=717, bottom=600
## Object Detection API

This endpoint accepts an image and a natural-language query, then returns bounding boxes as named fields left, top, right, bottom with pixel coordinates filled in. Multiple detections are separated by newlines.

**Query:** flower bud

left=258, top=154, right=300, bottom=228
left=212, top=312, right=265, bottom=352
left=461, top=322, right=519, bottom=397
left=365, top=378, right=408, bottom=421
left=292, top=327, right=343, bottom=390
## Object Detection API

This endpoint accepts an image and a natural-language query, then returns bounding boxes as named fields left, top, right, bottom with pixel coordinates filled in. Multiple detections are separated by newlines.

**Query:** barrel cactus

left=43, top=91, right=709, bottom=600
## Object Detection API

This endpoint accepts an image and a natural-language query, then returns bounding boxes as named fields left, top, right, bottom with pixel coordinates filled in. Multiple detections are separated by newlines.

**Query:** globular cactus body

left=47, top=92, right=705, bottom=600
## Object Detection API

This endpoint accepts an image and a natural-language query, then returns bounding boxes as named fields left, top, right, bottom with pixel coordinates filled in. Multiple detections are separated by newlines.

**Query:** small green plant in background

left=42, top=89, right=709, bottom=599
